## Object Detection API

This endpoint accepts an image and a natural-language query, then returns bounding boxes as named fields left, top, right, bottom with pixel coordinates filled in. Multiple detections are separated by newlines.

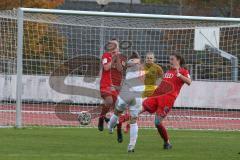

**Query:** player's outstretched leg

left=128, top=117, right=138, bottom=153
left=155, top=115, right=172, bottom=149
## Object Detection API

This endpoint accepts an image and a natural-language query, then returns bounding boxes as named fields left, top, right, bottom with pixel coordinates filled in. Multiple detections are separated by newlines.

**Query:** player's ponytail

left=172, top=53, right=186, bottom=68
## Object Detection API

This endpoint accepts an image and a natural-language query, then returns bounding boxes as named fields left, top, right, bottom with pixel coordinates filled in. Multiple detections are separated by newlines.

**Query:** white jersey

left=116, top=62, right=144, bottom=117
left=124, top=63, right=144, bottom=92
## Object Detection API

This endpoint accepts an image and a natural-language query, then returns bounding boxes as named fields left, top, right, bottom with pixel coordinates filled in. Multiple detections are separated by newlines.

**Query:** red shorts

left=143, top=95, right=176, bottom=117
left=100, top=86, right=119, bottom=102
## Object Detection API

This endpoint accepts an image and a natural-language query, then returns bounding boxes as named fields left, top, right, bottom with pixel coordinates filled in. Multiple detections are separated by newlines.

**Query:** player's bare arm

left=114, top=53, right=124, bottom=72
left=158, top=66, right=164, bottom=78
left=176, top=68, right=192, bottom=85
left=156, top=66, right=164, bottom=85
left=108, top=39, right=123, bottom=72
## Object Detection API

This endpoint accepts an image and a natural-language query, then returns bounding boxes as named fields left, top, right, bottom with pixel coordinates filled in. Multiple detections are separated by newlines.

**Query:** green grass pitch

left=0, top=128, right=239, bottom=160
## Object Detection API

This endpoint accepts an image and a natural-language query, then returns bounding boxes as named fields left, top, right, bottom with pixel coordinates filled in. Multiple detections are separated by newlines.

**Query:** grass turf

left=0, top=128, right=239, bottom=160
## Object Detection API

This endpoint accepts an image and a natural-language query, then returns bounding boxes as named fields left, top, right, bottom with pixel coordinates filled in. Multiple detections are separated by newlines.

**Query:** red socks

left=100, top=105, right=111, bottom=118
left=156, top=124, right=169, bottom=143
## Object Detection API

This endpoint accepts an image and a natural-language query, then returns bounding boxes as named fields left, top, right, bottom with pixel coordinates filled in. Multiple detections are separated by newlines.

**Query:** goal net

left=0, top=8, right=239, bottom=130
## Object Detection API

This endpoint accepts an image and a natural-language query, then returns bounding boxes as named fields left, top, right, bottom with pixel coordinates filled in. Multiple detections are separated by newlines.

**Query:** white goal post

left=1, top=8, right=240, bottom=130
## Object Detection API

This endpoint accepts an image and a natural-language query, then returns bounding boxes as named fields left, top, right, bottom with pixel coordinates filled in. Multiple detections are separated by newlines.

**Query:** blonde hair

left=146, top=52, right=155, bottom=57
left=109, top=39, right=119, bottom=50
left=105, top=39, right=119, bottom=52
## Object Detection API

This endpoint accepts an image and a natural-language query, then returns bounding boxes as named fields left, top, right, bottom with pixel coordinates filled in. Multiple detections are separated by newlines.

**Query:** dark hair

left=129, top=51, right=140, bottom=59
left=171, top=53, right=186, bottom=68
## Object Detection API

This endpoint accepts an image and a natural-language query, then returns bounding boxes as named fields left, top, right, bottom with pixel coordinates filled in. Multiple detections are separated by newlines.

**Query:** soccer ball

left=77, top=111, right=91, bottom=125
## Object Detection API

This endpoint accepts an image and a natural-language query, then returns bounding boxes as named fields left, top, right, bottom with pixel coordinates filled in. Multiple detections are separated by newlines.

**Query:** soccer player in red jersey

left=142, top=53, right=191, bottom=149
left=99, top=39, right=126, bottom=140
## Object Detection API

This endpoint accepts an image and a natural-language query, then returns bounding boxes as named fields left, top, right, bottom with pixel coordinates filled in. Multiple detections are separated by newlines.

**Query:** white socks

left=129, top=123, right=138, bottom=147
left=109, top=115, right=138, bottom=148
left=109, top=114, right=119, bottom=129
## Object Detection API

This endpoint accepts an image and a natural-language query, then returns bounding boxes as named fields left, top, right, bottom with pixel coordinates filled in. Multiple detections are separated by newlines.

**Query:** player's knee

left=154, top=115, right=164, bottom=127
left=130, top=117, right=137, bottom=124
left=142, top=98, right=155, bottom=114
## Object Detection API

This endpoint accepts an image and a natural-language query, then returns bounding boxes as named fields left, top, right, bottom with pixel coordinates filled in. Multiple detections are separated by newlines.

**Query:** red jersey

left=100, top=52, right=126, bottom=88
left=153, top=67, right=190, bottom=98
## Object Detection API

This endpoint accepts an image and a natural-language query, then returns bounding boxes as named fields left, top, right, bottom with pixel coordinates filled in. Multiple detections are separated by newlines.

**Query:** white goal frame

left=16, top=8, right=240, bottom=128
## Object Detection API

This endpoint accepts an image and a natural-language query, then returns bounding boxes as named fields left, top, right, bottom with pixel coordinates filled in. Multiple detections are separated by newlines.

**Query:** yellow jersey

left=142, top=63, right=163, bottom=98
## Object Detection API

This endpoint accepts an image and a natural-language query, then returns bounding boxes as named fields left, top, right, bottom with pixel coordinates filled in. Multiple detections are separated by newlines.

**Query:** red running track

left=0, top=104, right=240, bottom=130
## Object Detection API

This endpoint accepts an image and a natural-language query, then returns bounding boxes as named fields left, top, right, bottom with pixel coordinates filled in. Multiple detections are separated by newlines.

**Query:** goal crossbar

left=19, top=8, right=240, bottom=22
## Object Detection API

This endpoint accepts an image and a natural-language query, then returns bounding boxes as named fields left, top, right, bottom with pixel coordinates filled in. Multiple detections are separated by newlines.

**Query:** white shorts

left=116, top=96, right=142, bottom=118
